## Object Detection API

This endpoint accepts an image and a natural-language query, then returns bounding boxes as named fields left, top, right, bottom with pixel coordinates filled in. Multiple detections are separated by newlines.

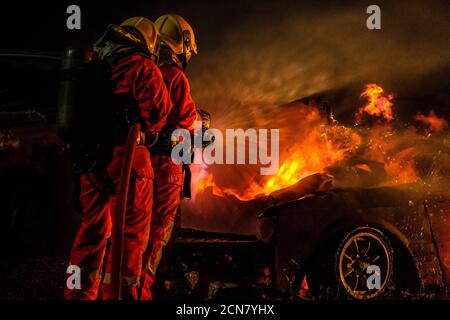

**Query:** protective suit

left=139, top=14, right=199, bottom=300
left=64, top=18, right=172, bottom=300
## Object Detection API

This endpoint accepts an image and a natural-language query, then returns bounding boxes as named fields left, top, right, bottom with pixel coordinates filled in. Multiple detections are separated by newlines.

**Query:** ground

left=0, top=237, right=274, bottom=300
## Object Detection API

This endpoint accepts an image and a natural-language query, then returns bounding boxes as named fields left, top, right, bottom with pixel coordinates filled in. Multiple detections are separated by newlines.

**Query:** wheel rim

left=338, top=231, right=392, bottom=300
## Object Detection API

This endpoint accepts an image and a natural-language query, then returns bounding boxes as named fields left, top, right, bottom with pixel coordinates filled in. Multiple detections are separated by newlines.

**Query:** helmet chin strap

left=158, top=44, right=187, bottom=71
left=166, top=52, right=186, bottom=71
left=177, top=54, right=188, bottom=71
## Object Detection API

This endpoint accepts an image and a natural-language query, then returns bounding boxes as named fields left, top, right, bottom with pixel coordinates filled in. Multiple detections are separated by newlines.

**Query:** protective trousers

left=139, top=154, right=183, bottom=300
left=64, top=146, right=153, bottom=300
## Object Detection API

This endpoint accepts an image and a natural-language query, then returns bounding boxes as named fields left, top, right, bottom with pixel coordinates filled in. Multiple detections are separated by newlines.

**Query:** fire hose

left=110, top=122, right=141, bottom=300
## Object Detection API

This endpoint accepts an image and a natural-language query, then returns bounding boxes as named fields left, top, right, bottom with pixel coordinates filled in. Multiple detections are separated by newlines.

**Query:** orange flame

left=192, top=84, right=440, bottom=204
left=356, top=84, right=394, bottom=123
left=261, top=124, right=361, bottom=194
left=194, top=109, right=362, bottom=200
left=415, top=111, right=448, bottom=132
left=361, top=126, right=420, bottom=184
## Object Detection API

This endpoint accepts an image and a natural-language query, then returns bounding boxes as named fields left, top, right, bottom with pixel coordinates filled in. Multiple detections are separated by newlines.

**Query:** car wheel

left=335, top=227, right=393, bottom=300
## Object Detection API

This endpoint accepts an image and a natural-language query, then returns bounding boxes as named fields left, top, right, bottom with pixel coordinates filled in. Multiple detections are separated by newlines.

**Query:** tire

left=335, top=227, right=393, bottom=300
left=302, top=227, right=394, bottom=300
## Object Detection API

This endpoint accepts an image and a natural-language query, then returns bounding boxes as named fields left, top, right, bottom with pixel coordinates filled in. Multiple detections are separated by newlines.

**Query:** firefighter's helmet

left=155, top=14, right=197, bottom=61
left=114, top=17, right=159, bottom=55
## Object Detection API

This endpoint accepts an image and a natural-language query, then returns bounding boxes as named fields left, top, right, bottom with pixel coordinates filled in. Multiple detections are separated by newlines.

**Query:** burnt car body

left=259, top=179, right=450, bottom=299
left=171, top=132, right=450, bottom=300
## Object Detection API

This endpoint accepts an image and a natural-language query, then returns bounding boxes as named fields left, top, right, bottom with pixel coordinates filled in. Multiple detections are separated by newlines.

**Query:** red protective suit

left=139, top=65, right=198, bottom=300
left=64, top=54, right=171, bottom=300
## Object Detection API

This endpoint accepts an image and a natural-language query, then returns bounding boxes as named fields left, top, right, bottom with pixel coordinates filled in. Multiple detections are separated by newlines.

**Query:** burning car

left=174, top=84, right=449, bottom=300
left=167, top=168, right=449, bottom=300
left=259, top=175, right=450, bottom=300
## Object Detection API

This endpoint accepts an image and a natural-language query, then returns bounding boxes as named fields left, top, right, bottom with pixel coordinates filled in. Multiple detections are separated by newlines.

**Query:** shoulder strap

left=103, top=47, right=151, bottom=71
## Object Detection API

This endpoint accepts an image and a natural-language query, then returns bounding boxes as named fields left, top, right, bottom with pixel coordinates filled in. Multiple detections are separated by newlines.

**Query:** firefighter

left=139, top=14, right=200, bottom=300
left=64, top=17, right=172, bottom=300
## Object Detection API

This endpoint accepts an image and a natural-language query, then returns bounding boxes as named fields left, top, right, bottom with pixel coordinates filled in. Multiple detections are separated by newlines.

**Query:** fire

left=356, top=83, right=394, bottom=124
left=261, top=124, right=361, bottom=194
left=264, top=160, right=304, bottom=193
left=193, top=165, right=262, bottom=200
left=197, top=171, right=214, bottom=191
left=415, top=111, right=448, bottom=133
left=360, top=126, right=420, bottom=184
left=194, top=109, right=362, bottom=200
left=191, top=83, right=445, bottom=204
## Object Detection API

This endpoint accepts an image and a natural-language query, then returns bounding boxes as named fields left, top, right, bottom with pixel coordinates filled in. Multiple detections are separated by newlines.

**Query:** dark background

left=0, top=0, right=449, bottom=299
left=0, top=0, right=449, bottom=121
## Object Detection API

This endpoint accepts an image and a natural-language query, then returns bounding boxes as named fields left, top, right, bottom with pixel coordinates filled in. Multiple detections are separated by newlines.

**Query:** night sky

left=1, top=0, right=449, bottom=121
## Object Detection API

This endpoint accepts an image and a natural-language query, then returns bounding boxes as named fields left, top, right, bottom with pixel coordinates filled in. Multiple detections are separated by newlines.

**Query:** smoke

left=178, top=0, right=450, bottom=233
left=188, top=0, right=450, bottom=126
left=183, top=0, right=449, bottom=189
